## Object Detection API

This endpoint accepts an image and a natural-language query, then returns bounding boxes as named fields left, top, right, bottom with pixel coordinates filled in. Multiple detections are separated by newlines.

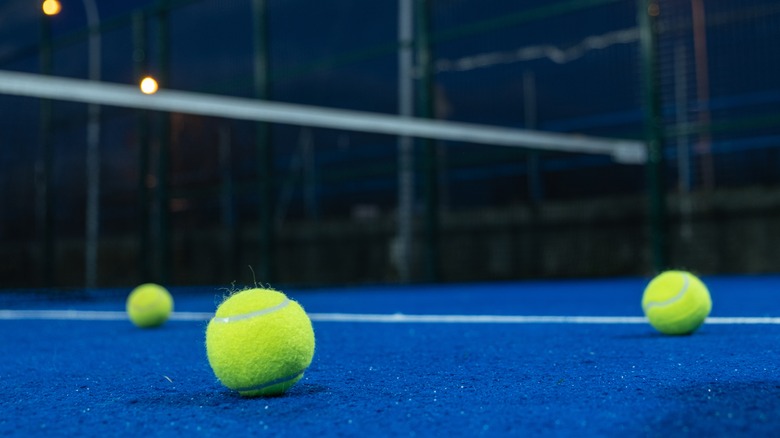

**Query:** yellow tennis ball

left=641, top=270, right=712, bottom=335
left=126, top=283, right=174, bottom=328
left=206, top=288, right=315, bottom=397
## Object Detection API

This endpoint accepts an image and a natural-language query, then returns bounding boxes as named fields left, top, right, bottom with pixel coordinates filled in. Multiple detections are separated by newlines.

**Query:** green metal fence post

left=156, top=0, right=172, bottom=284
left=38, top=14, right=55, bottom=287
left=252, top=0, right=274, bottom=284
left=133, top=11, right=152, bottom=282
left=415, top=0, right=440, bottom=282
left=638, top=0, right=669, bottom=272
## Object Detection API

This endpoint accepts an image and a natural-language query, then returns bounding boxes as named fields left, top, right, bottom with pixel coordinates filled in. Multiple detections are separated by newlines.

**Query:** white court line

left=1, top=309, right=780, bottom=324
left=309, top=314, right=649, bottom=324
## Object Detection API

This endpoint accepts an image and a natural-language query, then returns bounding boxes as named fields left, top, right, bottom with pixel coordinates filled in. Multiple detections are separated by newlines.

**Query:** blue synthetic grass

left=2, top=276, right=780, bottom=436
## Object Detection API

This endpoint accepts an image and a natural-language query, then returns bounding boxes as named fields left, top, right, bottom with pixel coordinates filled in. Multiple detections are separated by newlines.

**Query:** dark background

left=1, top=0, right=779, bottom=288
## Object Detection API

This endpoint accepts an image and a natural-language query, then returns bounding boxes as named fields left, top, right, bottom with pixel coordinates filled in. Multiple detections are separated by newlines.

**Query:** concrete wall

left=3, top=186, right=780, bottom=288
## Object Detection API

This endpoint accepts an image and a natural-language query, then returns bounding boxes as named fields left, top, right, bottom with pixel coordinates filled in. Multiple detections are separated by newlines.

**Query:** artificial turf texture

left=2, top=276, right=780, bottom=436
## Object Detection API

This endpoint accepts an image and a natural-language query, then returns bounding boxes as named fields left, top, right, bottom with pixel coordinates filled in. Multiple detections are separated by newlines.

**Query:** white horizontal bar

left=0, top=70, right=646, bottom=164
left=0, top=309, right=128, bottom=320
left=1, top=309, right=779, bottom=325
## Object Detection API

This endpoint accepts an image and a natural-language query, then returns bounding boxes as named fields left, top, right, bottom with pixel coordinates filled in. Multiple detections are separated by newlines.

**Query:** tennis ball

left=206, top=288, right=315, bottom=397
left=126, top=283, right=174, bottom=328
left=641, top=270, right=712, bottom=335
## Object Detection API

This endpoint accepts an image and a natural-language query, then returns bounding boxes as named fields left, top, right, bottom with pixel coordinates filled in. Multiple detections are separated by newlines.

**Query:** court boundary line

left=1, top=309, right=780, bottom=324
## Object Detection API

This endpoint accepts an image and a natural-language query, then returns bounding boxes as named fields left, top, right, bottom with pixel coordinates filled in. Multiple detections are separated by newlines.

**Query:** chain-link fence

left=1, top=0, right=778, bottom=288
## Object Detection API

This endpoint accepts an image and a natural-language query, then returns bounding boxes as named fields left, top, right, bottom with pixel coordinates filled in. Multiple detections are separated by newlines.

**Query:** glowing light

left=42, top=0, right=61, bottom=16
left=139, top=76, right=159, bottom=95
left=648, top=3, right=660, bottom=17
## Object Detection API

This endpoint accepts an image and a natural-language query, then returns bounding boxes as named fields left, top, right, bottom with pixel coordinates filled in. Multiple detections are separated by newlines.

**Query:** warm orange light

left=140, top=76, right=159, bottom=95
left=648, top=2, right=660, bottom=17
left=42, top=0, right=61, bottom=16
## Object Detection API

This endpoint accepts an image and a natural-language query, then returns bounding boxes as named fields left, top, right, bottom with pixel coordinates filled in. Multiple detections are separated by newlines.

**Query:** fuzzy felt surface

left=642, top=271, right=712, bottom=335
left=206, top=289, right=315, bottom=396
left=126, top=283, right=174, bottom=328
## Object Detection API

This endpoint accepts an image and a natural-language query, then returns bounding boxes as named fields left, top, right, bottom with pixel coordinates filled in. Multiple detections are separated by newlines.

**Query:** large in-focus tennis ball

left=126, top=283, right=174, bottom=328
left=641, top=270, right=712, bottom=335
left=205, top=288, right=315, bottom=397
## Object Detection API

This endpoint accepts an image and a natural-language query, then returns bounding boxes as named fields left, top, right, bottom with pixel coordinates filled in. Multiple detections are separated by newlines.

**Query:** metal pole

left=83, top=0, right=101, bottom=289
left=133, top=11, right=151, bottom=281
left=691, top=0, right=713, bottom=190
left=415, top=0, right=440, bottom=282
left=252, top=0, right=274, bottom=284
left=397, top=0, right=414, bottom=283
left=523, top=70, right=542, bottom=277
left=219, top=125, right=238, bottom=280
left=156, top=0, right=172, bottom=284
left=674, top=43, right=692, bottom=240
left=638, top=0, right=668, bottom=272
left=523, top=71, right=543, bottom=203
left=38, top=14, right=55, bottom=287
left=302, top=128, right=317, bottom=220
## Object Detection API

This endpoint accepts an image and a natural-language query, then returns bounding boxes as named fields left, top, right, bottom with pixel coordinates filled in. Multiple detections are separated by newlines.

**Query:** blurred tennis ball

left=642, top=270, right=711, bottom=335
left=126, top=283, right=174, bottom=328
left=206, top=288, right=315, bottom=397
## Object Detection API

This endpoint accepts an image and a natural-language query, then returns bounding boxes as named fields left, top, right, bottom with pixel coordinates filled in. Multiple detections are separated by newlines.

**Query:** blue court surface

left=2, top=276, right=780, bottom=436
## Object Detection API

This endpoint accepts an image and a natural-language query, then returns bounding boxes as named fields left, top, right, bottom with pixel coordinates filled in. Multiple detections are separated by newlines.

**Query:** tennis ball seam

left=129, top=292, right=169, bottom=313
left=212, top=298, right=290, bottom=323
left=127, top=284, right=173, bottom=328
left=234, top=369, right=306, bottom=393
left=642, top=272, right=690, bottom=312
left=642, top=271, right=712, bottom=335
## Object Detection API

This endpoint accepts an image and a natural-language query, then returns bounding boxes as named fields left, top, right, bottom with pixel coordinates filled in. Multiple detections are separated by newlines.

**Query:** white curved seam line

left=129, top=293, right=167, bottom=313
left=643, top=273, right=690, bottom=311
left=235, top=369, right=306, bottom=393
left=211, top=299, right=290, bottom=324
